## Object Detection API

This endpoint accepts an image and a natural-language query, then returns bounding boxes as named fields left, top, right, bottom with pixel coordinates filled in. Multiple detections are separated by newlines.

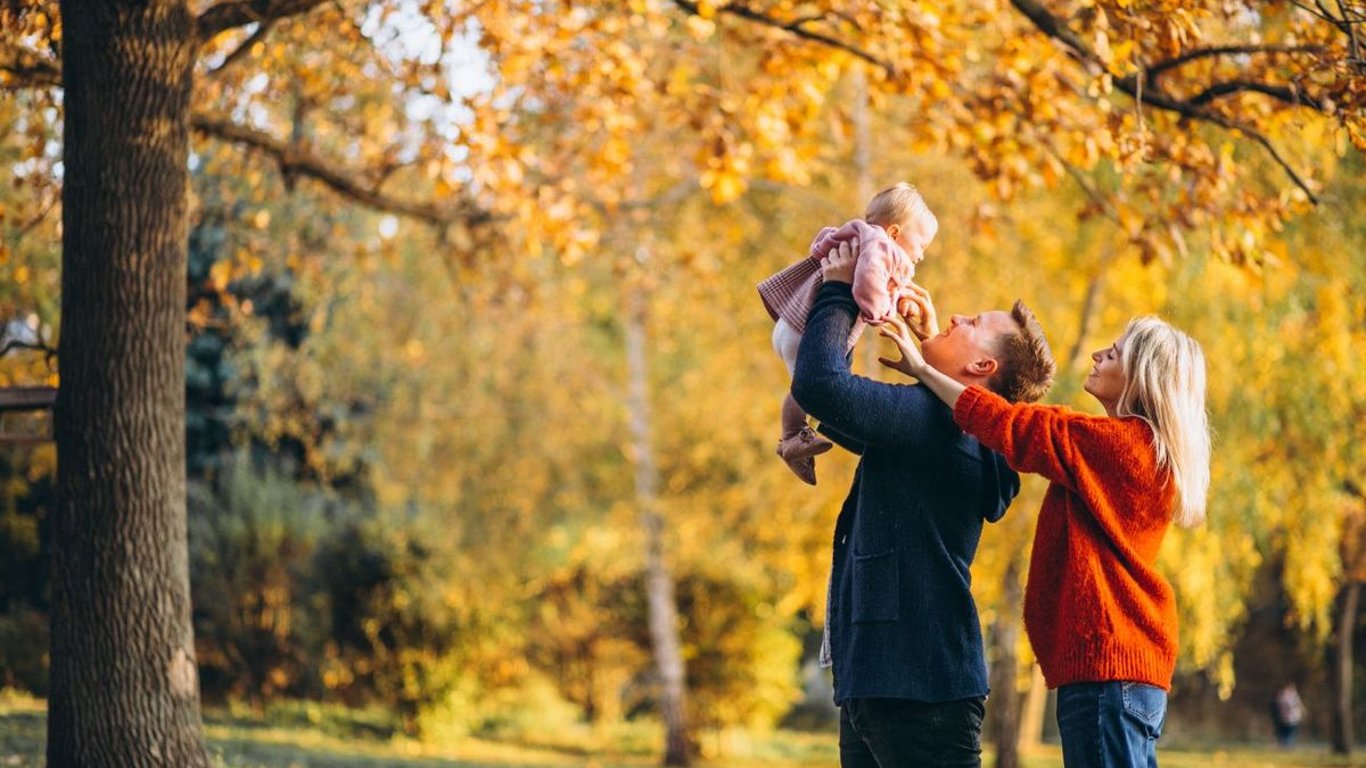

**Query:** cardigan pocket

left=851, top=549, right=899, bottom=623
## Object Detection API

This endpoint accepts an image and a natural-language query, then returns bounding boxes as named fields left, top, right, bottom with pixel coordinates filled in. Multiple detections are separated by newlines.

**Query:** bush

left=189, top=459, right=323, bottom=703
left=0, top=609, right=48, bottom=694
left=526, top=563, right=802, bottom=733
left=309, top=519, right=470, bottom=735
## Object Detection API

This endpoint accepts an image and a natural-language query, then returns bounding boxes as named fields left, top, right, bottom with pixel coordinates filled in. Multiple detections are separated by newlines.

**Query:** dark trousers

left=839, top=696, right=985, bottom=768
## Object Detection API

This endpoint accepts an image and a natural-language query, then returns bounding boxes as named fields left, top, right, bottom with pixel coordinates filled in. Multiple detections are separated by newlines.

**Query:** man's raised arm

left=791, top=281, right=943, bottom=451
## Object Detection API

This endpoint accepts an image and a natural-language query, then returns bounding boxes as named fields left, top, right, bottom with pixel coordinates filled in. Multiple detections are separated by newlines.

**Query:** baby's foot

left=782, top=454, right=818, bottom=486
left=776, top=427, right=833, bottom=486
left=777, top=426, right=834, bottom=462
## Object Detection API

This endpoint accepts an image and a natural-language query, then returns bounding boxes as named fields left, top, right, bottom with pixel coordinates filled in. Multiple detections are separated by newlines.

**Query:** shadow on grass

left=0, top=711, right=46, bottom=767
left=3, top=708, right=637, bottom=768
left=207, top=736, right=568, bottom=768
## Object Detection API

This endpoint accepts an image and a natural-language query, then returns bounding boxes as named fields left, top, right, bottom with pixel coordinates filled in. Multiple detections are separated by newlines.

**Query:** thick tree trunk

left=50, top=2, right=210, bottom=766
left=624, top=281, right=692, bottom=766
left=1331, top=580, right=1359, bottom=755
left=989, top=553, right=1025, bottom=768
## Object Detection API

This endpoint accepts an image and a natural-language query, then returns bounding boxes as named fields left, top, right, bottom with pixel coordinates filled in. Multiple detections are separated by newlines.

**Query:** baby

left=757, top=182, right=938, bottom=485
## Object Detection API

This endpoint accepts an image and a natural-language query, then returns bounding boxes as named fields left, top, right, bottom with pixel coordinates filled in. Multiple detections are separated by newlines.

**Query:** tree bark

left=1331, top=580, right=1360, bottom=755
left=989, top=553, right=1025, bottom=768
left=624, top=277, right=692, bottom=766
left=49, top=2, right=211, bottom=766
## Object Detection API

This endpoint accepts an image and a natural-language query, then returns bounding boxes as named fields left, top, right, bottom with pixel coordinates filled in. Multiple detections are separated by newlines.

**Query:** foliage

left=1, top=0, right=1364, bottom=747
left=186, top=181, right=315, bottom=479
left=0, top=449, right=51, bottom=695
left=310, top=515, right=477, bottom=735
left=189, top=458, right=325, bottom=704
left=1166, top=151, right=1366, bottom=646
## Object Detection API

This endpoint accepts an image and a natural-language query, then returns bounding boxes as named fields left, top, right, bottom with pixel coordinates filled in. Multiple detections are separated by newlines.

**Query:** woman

left=876, top=268, right=1211, bottom=768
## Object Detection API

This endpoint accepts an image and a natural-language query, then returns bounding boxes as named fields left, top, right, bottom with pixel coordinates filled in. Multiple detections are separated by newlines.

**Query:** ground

left=2, top=691, right=1363, bottom=767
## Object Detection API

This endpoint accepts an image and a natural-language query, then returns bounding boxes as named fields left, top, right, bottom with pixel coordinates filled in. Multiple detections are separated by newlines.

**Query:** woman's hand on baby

left=898, top=282, right=939, bottom=341
left=820, top=239, right=858, bottom=284
left=878, top=314, right=929, bottom=380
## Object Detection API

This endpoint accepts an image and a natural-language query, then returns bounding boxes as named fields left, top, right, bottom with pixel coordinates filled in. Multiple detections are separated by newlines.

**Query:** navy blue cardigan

left=792, top=281, right=1019, bottom=704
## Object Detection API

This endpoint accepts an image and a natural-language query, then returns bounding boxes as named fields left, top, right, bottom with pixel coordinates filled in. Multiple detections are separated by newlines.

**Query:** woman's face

left=1085, top=336, right=1127, bottom=412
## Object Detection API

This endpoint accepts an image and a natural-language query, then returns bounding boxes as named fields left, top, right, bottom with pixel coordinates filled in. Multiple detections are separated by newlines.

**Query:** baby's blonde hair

left=865, top=182, right=937, bottom=238
left=1116, top=317, right=1212, bottom=528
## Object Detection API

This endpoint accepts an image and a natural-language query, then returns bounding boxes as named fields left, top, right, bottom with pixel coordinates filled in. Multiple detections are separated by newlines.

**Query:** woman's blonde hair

left=1116, top=316, right=1211, bottom=528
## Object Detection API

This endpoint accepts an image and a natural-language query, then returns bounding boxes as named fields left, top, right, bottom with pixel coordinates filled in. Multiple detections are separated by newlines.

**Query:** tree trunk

left=851, top=66, right=879, bottom=375
left=49, top=2, right=210, bottom=766
left=624, top=278, right=692, bottom=766
left=1018, top=663, right=1048, bottom=751
left=989, top=553, right=1025, bottom=768
left=1331, top=580, right=1360, bottom=755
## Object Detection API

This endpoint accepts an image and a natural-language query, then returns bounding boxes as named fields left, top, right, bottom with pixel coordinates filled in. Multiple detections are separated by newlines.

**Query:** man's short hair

left=991, top=300, right=1055, bottom=403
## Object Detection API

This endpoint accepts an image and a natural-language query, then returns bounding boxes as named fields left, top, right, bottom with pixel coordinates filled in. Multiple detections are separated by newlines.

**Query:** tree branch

left=11, top=195, right=58, bottom=239
left=196, top=0, right=330, bottom=39
left=1147, top=44, right=1323, bottom=82
left=1065, top=272, right=1106, bottom=371
left=1009, top=0, right=1321, bottom=204
left=1035, top=139, right=1127, bottom=229
left=206, top=21, right=274, bottom=76
left=0, top=45, right=60, bottom=89
left=669, top=0, right=898, bottom=78
left=190, top=113, right=494, bottom=229
left=1188, top=80, right=1328, bottom=110
left=0, top=338, right=57, bottom=360
left=1290, top=0, right=1337, bottom=23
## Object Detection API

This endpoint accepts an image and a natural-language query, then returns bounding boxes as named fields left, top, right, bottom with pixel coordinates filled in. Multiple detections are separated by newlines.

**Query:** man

left=791, top=243, right=1055, bottom=767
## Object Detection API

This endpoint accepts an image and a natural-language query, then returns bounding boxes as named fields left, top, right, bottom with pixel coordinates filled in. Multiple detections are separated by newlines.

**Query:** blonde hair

left=865, top=182, right=937, bottom=238
left=1115, top=316, right=1211, bottom=528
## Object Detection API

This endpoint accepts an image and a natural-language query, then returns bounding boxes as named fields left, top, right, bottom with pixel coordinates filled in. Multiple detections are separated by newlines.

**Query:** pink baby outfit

left=757, top=219, right=916, bottom=335
left=759, top=219, right=918, bottom=487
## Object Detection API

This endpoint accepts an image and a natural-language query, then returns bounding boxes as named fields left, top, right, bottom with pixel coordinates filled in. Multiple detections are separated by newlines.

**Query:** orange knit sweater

left=954, top=386, right=1179, bottom=691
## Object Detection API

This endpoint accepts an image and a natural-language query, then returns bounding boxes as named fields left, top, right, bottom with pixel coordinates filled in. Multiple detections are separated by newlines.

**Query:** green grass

left=2, top=690, right=1364, bottom=768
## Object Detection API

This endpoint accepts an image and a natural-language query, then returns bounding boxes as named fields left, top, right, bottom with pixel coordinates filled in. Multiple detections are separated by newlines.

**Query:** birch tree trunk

left=624, top=269, right=692, bottom=766
left=49, top=2, right=211, bottom=765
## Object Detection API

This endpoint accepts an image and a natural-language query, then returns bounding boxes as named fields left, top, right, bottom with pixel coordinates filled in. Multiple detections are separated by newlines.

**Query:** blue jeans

left=839, top=696, right=985, bottom=768
left=1056, top=682, right=1166, bottom=768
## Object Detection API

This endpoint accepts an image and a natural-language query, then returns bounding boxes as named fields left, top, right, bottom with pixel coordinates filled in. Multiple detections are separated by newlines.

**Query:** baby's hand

left=898, top=282, right=939, bottom=341
left=896, top=295, right=921, bottom=321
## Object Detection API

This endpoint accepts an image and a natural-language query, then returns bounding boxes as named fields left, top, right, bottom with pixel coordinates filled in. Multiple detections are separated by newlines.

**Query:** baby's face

left=891, top=217, right=936, bottom=266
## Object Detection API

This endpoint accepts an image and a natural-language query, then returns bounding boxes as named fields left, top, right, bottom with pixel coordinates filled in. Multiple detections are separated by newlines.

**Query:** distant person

left=792, top=243, right=1055, bottom=767
left=881, top=301, right=1212, bottom=768
left=1271, top=682, right=1305, bottom=748
left=758, top=181, right=937, bottom=485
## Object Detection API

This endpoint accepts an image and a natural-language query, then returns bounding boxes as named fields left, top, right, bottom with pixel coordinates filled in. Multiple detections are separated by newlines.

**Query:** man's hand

left=897, top=282, right=939, bottom=341
left=820, top=239, right=858, bottom=284
left=878, top=314, right=930, bottom=379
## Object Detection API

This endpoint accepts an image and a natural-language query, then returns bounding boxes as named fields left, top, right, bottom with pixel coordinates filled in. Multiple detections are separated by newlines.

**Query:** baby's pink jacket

left=808, top=220, right=916, bottom=326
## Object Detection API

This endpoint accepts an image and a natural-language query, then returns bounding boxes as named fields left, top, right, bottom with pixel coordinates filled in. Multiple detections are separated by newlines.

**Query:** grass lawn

left=3, top=691, right=1364, bottom=767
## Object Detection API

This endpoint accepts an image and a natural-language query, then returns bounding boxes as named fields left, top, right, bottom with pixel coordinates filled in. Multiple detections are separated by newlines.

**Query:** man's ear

left=968, top=357, right=999, bottom=378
